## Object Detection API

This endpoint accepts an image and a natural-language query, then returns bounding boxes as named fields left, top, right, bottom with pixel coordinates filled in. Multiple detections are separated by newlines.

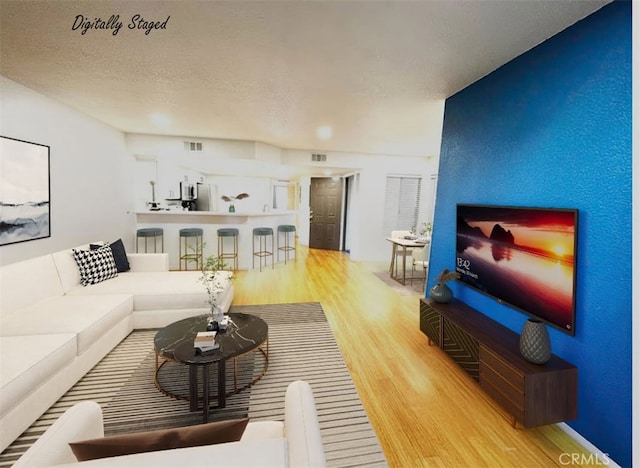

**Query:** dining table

left=386, top=236, right=429, bottom=285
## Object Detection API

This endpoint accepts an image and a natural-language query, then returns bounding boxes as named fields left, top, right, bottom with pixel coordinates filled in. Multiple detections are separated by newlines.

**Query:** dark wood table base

left=154, top=313, right=269, bottom=424
left=187, top=359, right=225, bottom=422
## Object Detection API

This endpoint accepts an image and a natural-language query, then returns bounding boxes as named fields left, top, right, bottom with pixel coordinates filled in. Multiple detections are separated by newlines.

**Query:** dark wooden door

left=309, top=177, right=343, bottom=250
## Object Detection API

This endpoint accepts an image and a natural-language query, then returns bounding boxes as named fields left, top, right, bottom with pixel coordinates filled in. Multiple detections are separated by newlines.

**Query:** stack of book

left=194, top=331, right=219, bottom=355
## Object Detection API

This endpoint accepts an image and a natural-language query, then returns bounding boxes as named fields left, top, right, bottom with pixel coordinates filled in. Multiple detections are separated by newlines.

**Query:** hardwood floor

left=232, top=245, right=596, bottom=467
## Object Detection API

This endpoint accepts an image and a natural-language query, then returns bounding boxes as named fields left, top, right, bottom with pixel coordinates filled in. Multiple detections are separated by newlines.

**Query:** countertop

left=135, top=210, right=297, bottom=216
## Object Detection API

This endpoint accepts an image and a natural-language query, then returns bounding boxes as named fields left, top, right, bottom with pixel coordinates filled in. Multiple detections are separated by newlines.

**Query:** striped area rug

left=1, top=302, right=387, bottom=467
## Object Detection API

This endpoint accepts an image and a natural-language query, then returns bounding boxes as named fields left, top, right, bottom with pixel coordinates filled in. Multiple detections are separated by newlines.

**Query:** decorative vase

left=430, top=283, right=453, bottom=303
left=211, top=304, right=224, bottom=324
left=519, top=319, right=551, bottom=364
left=228, top=204, right=235, bottom=213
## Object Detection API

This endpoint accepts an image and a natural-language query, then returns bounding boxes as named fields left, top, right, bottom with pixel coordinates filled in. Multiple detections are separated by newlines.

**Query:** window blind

left=383, top=175, right=422, bottom=234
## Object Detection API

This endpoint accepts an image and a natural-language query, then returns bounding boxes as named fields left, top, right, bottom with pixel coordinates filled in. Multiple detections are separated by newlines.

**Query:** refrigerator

left=195, top=183, right=212, bottom=211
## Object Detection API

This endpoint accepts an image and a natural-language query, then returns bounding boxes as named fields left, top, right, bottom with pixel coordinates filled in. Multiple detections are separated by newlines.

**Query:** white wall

left=350, top=162, right=438, bottom=262
left=209, top=174, right=272, bottom=213
left=126, top=134, right=256, bottom=162
left=254, top=141, right=282, bottom=163
left=298, top=176, right=311, bottom=244
left=0, top=77, right=135, bottom=266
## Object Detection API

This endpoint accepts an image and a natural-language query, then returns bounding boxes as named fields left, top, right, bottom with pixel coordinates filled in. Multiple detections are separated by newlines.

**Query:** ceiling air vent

left=184, top=141, right=203, bottom=152
left=311, top=153, right=327, bottom=162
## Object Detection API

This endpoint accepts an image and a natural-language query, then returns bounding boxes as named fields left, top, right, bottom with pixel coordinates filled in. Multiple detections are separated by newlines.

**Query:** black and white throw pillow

left=73, top=245, right=118, bottom=286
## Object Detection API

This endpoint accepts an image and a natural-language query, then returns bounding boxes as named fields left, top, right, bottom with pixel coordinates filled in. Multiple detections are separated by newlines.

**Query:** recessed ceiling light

left=150, top=113, right=172, bottom=128
left=316, top=126, right=333, bottom=140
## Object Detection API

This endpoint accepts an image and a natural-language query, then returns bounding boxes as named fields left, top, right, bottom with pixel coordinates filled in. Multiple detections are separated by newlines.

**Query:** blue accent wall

left=430, top=2, right=632, bottom=465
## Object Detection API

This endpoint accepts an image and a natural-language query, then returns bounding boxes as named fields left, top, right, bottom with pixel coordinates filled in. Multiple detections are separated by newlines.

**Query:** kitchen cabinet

left=156, top=163, right=180, bottom=200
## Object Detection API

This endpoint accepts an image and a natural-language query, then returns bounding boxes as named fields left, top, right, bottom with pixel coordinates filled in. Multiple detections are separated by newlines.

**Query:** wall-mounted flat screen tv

left=456, top=204, right=578, bottom=335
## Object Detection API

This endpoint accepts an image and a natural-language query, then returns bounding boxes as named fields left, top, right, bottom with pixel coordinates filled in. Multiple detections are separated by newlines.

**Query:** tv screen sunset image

left=456, top=205, right=577, bottom=334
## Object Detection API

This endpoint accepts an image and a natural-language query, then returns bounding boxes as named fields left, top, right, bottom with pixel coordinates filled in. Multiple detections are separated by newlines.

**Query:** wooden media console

left=419, top=298, right=578, bottom=428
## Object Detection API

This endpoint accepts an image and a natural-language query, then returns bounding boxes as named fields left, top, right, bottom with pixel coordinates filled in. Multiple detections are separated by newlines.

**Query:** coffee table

left=154, top=313, right=268, bottom=423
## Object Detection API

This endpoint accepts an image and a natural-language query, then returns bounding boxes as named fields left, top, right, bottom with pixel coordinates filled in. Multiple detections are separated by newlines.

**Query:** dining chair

left=410, top=245, right=430, bottom=286
left=390, top=230, right=412, bottom=239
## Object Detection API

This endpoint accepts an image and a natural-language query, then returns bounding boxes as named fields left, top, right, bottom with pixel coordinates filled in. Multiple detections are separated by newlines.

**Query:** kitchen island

left=136, top=210, right=298, bottom=270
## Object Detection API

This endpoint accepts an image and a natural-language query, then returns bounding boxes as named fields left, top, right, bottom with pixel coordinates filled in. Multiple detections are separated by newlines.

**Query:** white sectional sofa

left=14, top=380, right=326, bottom=467
left=0, top=243, right=234, bottom=452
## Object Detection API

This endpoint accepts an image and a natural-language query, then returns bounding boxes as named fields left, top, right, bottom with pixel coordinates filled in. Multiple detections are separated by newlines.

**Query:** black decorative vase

left=430, top=283, right=453, bottom=303
left=519, top=319, right=551, bottom=364
left=228, top=204, right=235, bottom=213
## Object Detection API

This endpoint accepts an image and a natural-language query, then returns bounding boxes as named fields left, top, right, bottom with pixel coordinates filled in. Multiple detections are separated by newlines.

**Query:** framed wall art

left=0, top=136, right=51, bottom=246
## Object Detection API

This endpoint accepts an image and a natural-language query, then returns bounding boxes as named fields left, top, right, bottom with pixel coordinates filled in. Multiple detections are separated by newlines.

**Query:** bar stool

left=217, top=228, right=239, bottom=271
left=252, top=227, right=274, bottom=271
left=179, top=228, right=203, bottom=271
left=277, top=225, right=296, bottom=264
left=136, top=228, right=163, bottom=253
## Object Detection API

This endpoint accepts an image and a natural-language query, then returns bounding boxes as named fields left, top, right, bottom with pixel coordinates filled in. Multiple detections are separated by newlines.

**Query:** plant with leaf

left=198, top=254, right=232, bottom=312
left=221, top=193, right=249, bottom=204
left=419, top=222, right=433, bottom=235
left=435, top=268, right=461, bottom=285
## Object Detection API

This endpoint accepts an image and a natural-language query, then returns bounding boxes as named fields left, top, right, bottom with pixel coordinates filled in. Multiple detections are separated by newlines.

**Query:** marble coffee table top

left=154, top=313, right=268, bottom=363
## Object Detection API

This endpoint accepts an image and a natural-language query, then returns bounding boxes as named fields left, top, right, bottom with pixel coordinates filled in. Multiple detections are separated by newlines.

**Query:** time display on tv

left=456, top=204, right=578, bottom=335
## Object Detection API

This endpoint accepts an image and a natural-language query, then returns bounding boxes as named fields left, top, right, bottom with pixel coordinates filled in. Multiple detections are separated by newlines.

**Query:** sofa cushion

left=241, top=420, right=284, bottom=441
left=66, top=271, right=232, bottom=312
left=70, top=418, right=249, bottom=461
left=126, top=253, right=169, bottom=272
left=0, top=254, right=64, bottom=318
left=52, top=247, right=89, bottom=293
left=0, top=295, right=133, bottom=354
left=72, top=246, right=118, bottom=286
left=90, top=239, right=130, bottom=273
left=0, top=334, right=77, bottom=417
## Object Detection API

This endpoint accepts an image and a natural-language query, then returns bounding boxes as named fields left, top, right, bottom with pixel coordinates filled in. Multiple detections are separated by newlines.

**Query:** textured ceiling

left=0, top=0, right=609, bottom=157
